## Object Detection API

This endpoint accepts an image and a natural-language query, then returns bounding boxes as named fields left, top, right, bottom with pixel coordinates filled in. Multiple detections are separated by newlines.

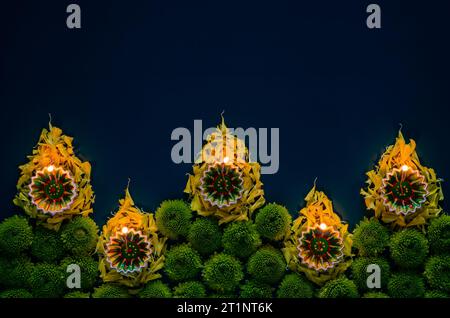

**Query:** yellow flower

left=360, top=131, right=443, bottom=229
left=13, top=124, right=94, bottom=230
left=184, top=117, right=265, bottom=224
left=283, top=185, right=353, bottom=286
left=97, top=188, right=167, bottom=289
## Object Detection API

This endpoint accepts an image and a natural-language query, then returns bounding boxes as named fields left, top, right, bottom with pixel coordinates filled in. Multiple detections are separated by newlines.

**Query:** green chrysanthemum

left=424, top=290, right=449, bottom=298
left=60, top=217, right=98, bottom=255
left=155, top=200, right=192, bottom=239
left=352, top=218, right=390, bottom=256
left=92, top=284, right=130, bottom=298
left=255, top=204, right=291, bottom=241
left=64, top=291, right=90, bottom=298
left=0, top=288, right=33, bottom=298
left=351, top=257, right=390, bottom=291
left=389, top=229, right=428, bottom=269
left=164, top=244, right=202, bottom=282
left=247, top=247, right=286, bottom=285
left=318, top=276, right=359, bottom=298
left=31, top=226, right=65, bottom=263
left=29, top=263, right=66, bottom=298
left=0, top=256, right=33, bottom=288
left=387, top=272, right=425, bottom=298
left=428, top=215, right=450, bottom=255
left=173, top=281, right=206, bottom=298
left=222, top=221, right=261, bottom=258
left=240, top=280, right=273, bottom=298
left=424, top=255, right=450, bottom=293
left=0, top=215, right=33, bottom=255
left=362, top=292, right=389, bottom=298
left=138, top=280, right=172, bottom=298
left=276, top=273, right=314, bottom=298
left=60, top=256, right=99, bottom=291
left=188, top=218, right=222, bottom=255
left=202, top=253, right=243, bottom=292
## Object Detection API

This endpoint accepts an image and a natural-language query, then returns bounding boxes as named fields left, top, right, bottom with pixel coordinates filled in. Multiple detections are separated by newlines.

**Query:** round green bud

left=64, top=291, right=90, bottom=298
left=240, top=280, right=273, bottom=298
left=0, top=256, right=33, bottom=288
left=276, top=273, right=314, bottom=298
left=424, top=255, right=450, bottom=293
left=318, top=276, right=359, bottom=298
left=222, top=221, right=261, bottom=258
left=138, top=280, right=172, bottom=298
left=351, top=257, right=390, bottom=291
left=156, top=200, right=192, bottom=239
left=255, top=204, right=291, bottom=241
left=352, top=218, right=389, bottom=256
left=29, top=263, right=66, bottom=298
left=362, top=292, right=389, bottom=298
left=0, top=215, right=33, bottom=255
left=247, top=247, right=286, bottom=285
left=92, top=284, right=130, bottom=298
left=387, top=272, right=425, bottom=298
left=202, top=253, right=243, bottom=293
left=60, top=256, right=99, bottom=291
left=425, top=290, right=449, bottom=298
left=173, top=281, right=206, bottom=298
left=164, top=244, right=202, bottom=282
left=188, top=218, right=222, bottom=255
left=31, top=226, right=65, bottom=263
left=389, top=229, right=428, bottom=269
left=0, top=289, right=33, bottom=298
left=60, top=217, right=98, bottom=256
left=428, top=215, right=450, bottom=255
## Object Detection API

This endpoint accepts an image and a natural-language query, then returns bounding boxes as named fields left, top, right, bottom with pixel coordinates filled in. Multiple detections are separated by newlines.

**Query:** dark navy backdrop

left=1, top=1, right=449, bottom=228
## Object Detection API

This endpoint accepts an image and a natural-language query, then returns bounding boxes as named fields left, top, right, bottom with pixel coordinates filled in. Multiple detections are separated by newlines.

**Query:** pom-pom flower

left=387, top=272, right=425, bottom=298
left=173, top=281, right=207, bottom=298
left=185, top=117, right=265, bottom=224
left=97, top=188, right=167, bottom=288
left=188, top=218, right=222, bottom=255
left=424, top=255, right=450, bottom=293
left=255, top=203, right=292, bottom=241
left=389, top=229, right=428, bottom=269
left=276, top=273, right=314, bottom=298
left=28, top=166, right=77, bottom=215
left=222, top=221, right=261, bottom=258
left=92, top=284, right=130, bottom=298
left=247, top=247, right=286, bottom=285
left=60, top=216, right=98, bottom=256
left=155, top=200, right=192, bottom=239
left=352, top=217, right=390, bottom=256
left=283, top=185, right=352, bottom=286
left=31, top=226, right=65, bottom=263
left=0, top=215, right=33, bottom=256
left=138, top=280, right=172, bottom=298
left=202, top=253, right=243, bottom=292
left=428, top=215, right=450, bottom=254
left=164, top=244, right=202, bottom=282
left=318, top=276, right=359, bottom=298
left=14, top=124, right=94, bottom=230
left=361, top=131, right=443, bottom=228
left=240, top=280, right=273, bottom=298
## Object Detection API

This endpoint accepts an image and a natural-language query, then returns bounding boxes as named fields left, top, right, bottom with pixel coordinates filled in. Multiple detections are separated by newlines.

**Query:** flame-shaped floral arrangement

left=184, top=117, right=265, bottom=223
left=361, top=131, right=443, bottom=228
left=283, top=185, right=352, bottom=285
left=14, top=123, right=94, bottom=230
left=97, top=188, right=167, bottom=288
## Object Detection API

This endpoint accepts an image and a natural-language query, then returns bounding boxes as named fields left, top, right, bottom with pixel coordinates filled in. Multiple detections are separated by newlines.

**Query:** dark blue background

left=1, top=1, right=449, bottom=229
